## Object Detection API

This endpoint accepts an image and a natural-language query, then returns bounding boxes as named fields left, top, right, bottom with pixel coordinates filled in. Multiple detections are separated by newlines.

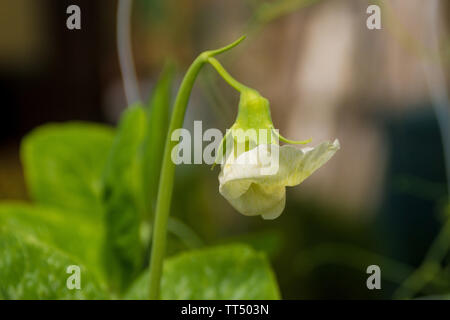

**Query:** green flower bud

left=232, top=89, right=275, bottom=138
left=220, top=89, right=277, bottom=160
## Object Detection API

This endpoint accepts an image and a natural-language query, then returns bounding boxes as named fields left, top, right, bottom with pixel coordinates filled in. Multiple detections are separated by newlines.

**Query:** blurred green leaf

left=21, top=122, right=115, bottom=220
left=0, top=202, right=105, bottom=280
left=102, top=105, right=148, bottom=293
left=141, top=63, right=174, bottom=216
left=125, top=244, right=281, bottom=299
left=0, top=227, right=108, bottom=300
left=102, top=65, right=174, bottom=293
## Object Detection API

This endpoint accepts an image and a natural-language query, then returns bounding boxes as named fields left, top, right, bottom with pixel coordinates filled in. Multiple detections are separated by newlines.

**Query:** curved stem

left=207, top=57, right=249, bottom=93
left=272, top=128, right=311, bottom=145
left=293, top=243, right=446, bottom=294
left=168, top=217, right=204, bottom=249
left=148, top=36, right=245, bottom=299
left=393, top=217, right=450, bottom=299
left=117, top=0, right=141, bottom=105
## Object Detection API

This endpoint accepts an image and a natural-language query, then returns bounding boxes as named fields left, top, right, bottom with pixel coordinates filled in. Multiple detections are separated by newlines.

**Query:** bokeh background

left=0, top=0, right=449, bottom=299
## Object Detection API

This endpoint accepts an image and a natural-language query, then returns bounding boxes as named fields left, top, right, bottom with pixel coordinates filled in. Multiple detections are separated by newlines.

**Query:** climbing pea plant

left=0, top=36, right=338, bottom=300
left=0, top=38, right=280, bottom=300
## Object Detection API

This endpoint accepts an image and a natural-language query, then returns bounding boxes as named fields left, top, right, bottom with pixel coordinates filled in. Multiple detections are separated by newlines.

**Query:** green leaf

left=21, top=122, right=115, bottom=220
left=125, top=244, right=281, bottom=300
left=0, top=228, right=108, bottom=300
left=101, top=65, right=174, bottom=293
left=0, top=202, right=105, bottom=280
left=102, top=105, right=148, bottom=293
left=141, top=62, right=174, bottom=214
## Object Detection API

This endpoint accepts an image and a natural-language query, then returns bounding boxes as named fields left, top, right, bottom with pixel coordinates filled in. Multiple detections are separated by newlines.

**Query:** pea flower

left=149, top=38, right=338, bottom=299
left=216, top=89, right=340, bottom=220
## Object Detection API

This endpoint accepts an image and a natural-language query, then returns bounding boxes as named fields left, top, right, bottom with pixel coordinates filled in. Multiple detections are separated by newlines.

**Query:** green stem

left=393, top=217, right=450, bottom=299
left=207, top=58, right=311, bottom=146
left=148, top=36, right=245, bottom=300
left=207, top=57, right=249, bottom=93
left=271, top=128, right=311, bottom=145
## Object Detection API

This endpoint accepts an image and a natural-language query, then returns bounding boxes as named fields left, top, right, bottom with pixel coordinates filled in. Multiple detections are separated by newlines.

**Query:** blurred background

left=0, top=0, right=449, bottom=299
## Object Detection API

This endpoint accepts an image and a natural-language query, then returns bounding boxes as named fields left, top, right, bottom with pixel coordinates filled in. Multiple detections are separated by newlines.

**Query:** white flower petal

left=271, top=139, right=340, bottom=187
left=218, top=139, right=340, bottom=219
left=220, top=183, right=285, bottom=218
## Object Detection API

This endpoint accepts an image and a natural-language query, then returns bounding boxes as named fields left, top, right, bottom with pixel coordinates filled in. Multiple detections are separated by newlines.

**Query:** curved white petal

left=219, top=139, right=340, bottom=219
left=272, top=139, right=340, bottom=187
left=220, top=183, right=285, bottom=219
